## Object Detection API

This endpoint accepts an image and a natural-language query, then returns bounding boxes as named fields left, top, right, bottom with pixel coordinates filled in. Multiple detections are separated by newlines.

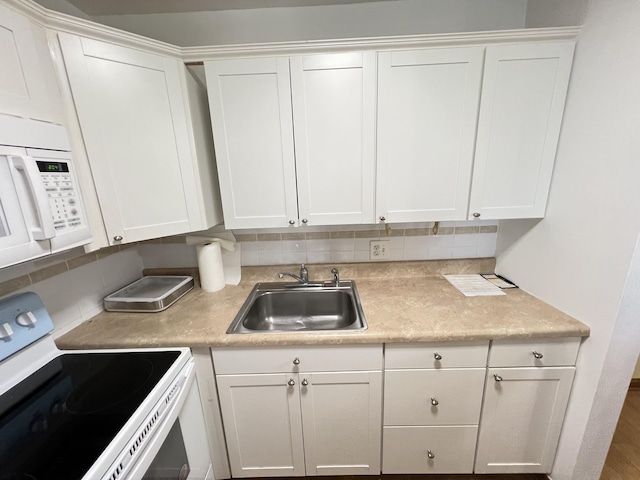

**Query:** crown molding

left=3, top=0, right=182, bottom=58
left=3, top=0, right=580, bottom=62
left=181, top=27, right=581, bottom=62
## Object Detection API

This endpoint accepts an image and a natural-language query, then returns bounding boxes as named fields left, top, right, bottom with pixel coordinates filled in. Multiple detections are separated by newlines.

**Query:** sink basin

left=227, top=281, right=367, bottom=333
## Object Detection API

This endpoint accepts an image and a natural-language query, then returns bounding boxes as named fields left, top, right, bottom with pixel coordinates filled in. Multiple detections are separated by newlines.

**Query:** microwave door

left=0, top=154, right=51, bottom=268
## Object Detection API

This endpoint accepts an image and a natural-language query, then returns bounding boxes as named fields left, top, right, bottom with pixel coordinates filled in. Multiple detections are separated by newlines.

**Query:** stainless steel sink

left=227, top=281, right=367, bottom=334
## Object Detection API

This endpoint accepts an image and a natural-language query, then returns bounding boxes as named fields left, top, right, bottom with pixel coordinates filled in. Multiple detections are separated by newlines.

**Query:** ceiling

left=63, top=0, right=396, bottom=16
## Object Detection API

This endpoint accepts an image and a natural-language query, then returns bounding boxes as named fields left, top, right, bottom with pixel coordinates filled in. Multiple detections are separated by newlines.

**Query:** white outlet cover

left=370, top=240, right=390, bottom=260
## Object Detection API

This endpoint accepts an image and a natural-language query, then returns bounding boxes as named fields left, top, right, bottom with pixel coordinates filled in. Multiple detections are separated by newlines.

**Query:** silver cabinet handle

left=533, top=351, right=544, bottom=359
left=288, top=379, right=295, bottom=386
left=301, top=378, right=308, bottom=386
left=289, top=220, right=295, bottom=225
left=494, top=374, right=503, bottom=382
left=434, top=352, right=442, bottom=361
left=430, top=397, right=439, bottom=406
left=473, top=212, right=481, bottom=218
left=301, top=218, right=308, bottom=224
left=379, top=216, right=386, bottom=222
left=293, top=357, right=300, bottom=365
left=113, top=235, right=123, bottom=241
left=427, top=450, right=435, bottom=459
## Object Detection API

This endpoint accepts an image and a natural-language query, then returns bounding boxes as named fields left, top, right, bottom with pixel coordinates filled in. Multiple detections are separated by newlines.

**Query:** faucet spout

left=277, top=264, right=309, bottom=284
left=278, top=272, right=306, bottom=283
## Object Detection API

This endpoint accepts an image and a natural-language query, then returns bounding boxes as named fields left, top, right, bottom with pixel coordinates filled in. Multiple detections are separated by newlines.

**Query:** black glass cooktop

left=0, top=351, right=180, bottom=480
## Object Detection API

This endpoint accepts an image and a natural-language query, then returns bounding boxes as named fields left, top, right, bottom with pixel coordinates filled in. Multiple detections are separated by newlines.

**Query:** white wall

left=35, top=0, right=93, bottom=19
left=92, top=0, right=528, bottom=46
left=525, top=0, right=590, bottom=28
left=495, top=0, right=640, bottom=478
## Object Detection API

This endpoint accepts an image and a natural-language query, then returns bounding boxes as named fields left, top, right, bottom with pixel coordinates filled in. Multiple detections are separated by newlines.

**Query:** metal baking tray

left=104, top=276, right=194, bottom=312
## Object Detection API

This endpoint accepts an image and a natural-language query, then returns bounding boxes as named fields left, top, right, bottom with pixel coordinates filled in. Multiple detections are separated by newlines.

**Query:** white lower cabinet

left=300, top=371, right=382, bottom=476
left=474, top=338, right=580, bottom=474
left=475, top=366, right=575, bottom=474
left=216, top=373, right=306, bottom=477
left=382, top=342, right=489, bottom=474
left=212, top=339, right=580, bottom=478
left=213, top=346, right=383, bottom=478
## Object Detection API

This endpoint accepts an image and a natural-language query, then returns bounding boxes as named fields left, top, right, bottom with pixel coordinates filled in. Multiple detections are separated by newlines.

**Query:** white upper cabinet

left=290, top=53, right=376, bottom=226
left=0, top=3, right=56, bottom=123
left=205, top=52, right=376, bottom=229
left=468, top=42, right=575, bottom=220
left=376, top=47, right=484, bottom=223
left=58, top=34, right=219, bottom=244
left=205, top=57, right=298, bottom=230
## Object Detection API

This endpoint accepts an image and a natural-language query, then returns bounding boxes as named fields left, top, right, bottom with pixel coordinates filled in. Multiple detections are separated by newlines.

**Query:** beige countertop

left=55, top=259, right=590, bottom=350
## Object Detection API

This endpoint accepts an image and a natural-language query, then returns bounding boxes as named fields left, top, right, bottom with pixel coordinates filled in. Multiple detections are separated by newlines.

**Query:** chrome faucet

left=278, top=264, right=309, bottom=284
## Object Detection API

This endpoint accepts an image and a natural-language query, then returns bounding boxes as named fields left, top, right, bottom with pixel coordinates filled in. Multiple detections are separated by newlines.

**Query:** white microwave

left=0, top=115, right=92, bottom=269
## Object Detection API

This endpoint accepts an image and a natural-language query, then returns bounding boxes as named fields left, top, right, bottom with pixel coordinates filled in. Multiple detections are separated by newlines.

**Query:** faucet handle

left=299, top=264, right=309, bottom=283
left=331, top=267, right=340, bottom=286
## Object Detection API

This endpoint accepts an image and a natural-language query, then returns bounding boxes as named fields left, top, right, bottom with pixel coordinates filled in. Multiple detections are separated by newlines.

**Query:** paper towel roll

left=197, top=242, right=225, bottom=292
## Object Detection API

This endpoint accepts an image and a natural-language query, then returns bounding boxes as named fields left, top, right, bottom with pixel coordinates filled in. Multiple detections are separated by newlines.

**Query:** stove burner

left=65, top=357, right=154, bottom=415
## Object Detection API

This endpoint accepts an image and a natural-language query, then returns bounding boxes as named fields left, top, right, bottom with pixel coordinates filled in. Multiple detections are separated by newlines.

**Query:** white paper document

left=444, top=274, right=506, bottom=297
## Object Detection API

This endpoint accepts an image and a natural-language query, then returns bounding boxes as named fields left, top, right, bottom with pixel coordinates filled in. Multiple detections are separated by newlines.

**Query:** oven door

left=125, top=364, right=213, bottom=480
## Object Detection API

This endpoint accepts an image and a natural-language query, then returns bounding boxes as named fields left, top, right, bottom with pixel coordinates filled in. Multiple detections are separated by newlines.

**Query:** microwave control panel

left=36, top=160, right=87, bottom=232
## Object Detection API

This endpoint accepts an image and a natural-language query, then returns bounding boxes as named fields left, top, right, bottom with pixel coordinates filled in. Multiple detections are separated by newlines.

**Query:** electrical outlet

left=370, top=240, right=390, bottom=260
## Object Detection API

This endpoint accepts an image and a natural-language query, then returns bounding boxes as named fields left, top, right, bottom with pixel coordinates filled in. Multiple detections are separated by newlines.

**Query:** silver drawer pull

left=288, top=379, right=295, bottom=386
left=532, top=351, right=544, bottom=359
left=430, top=397, right=439, bottom=406
left=427, top=450, right=435, bottom=459
left=434, top=352, right=442, bottom=361
left=494, top=374, right=503, bottom=382
left=301, top=378, right=309, bottom=386
left=293, top=357, right=301, bottom=365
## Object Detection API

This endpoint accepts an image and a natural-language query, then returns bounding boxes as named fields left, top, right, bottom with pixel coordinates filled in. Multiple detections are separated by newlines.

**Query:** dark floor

left=601, top=389, right=640, bottom=479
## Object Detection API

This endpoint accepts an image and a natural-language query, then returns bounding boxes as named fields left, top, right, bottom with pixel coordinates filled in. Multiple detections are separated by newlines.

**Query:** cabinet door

left=290, top=52, right=375, bottom=225
left=58, top=34, right=203, bottom=244
left=376, top=48, right=483, bottom=222
left=475, top=367, right=575, bottom=474
left=205, top=58, right=298, bottom=229
left=468, top=42, right=575, bottom=220
left=300, top=371, right=382, bottom=475
left=216, top=373, right=305, bottom=477
left=0, top=4, right=51, bottom=122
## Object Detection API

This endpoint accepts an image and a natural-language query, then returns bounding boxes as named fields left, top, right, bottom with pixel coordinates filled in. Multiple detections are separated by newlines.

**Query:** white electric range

left=0, top=292, right=213, bottom=480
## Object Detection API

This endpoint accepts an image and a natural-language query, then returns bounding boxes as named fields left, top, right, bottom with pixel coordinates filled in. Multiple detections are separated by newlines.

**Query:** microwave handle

left=10, top=156, right=55, bottom=240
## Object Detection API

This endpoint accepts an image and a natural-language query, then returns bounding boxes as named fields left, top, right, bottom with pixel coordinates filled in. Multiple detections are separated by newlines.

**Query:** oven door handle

left=10, top=156, right=55, bottom=240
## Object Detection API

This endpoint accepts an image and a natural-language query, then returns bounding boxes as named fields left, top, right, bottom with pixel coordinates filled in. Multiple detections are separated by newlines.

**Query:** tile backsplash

left=0, top=246, right=143, bottom=336
left=140, top=221, right=498, bottom=268
left=0, top=220, right=497, bottom=335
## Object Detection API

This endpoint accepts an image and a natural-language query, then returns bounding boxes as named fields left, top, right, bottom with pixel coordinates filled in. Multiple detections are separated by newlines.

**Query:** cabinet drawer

left=384, top=369, right=485, bottom=425
left=385, top=342, right=489, bottom=369
left=383, top=425, right=477, bottom=474
left=489, top=337, right=580, bottom=367
left=212, top=345, right=382, bottom=374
